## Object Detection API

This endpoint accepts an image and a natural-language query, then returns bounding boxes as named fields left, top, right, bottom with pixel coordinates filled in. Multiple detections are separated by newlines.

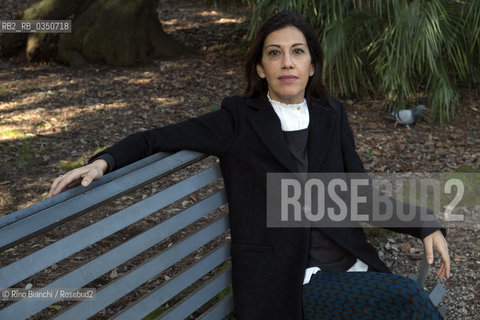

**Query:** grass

left=363, top=148, right=373, bottom=159
left=364, top=227, right=396, bottom=246
left=209, top=104, right=220, bottom=111
left=0, top=129, right=25, bottom=139
left=59, top=160, right=84, bottom=171
left=18, top=141, right=32, bottom=169
left=143, top=263, right=233, bottom=320
left=444, top=167, right=480, bottom=209
left=454, top=165, right=479, bottom=173
left=384, top=168, right=480, bottom=224
left=95, top=144, right=108, bottom=154
left=142, top=281, right=202, bottom=320
left=33, top=122, right=46, bottom=129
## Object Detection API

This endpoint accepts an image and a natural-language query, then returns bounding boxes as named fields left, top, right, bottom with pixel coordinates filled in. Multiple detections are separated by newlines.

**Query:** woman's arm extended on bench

left=48, top=158, right=109, bottom=197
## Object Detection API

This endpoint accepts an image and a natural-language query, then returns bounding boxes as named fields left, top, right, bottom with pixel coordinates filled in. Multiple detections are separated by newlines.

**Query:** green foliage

left=0, top=129, right=25, bottom=138
left=59, top=160, right=84, bottom=171
left=364, top=227, right=396, bottom=246
left=19, top=141, right=32, bottom=169
left=240, top=0, right=480, bottom=123
left=209, top=104, right=220, bottom=111
left=95, top=144, right=108, bottom=154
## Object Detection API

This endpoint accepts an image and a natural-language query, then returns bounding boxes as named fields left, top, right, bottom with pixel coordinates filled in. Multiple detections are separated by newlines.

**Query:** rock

left=401, top=242, right=411, bottom=253
left=109, top=268, right=118, bottom=279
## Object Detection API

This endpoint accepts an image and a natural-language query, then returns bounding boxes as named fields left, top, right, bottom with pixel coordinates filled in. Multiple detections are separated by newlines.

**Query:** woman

left=49, top=11, right=449, bottom=320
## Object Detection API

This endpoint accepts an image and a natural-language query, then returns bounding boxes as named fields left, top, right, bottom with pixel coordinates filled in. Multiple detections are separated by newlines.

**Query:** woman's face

left=256, top=26, right=314, bottom=104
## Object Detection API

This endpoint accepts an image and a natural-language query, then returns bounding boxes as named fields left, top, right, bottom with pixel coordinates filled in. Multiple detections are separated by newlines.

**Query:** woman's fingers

left=48, top=160, right=107, bottom=197
left=80, top=169, right=99, bottom=187
left=424, top=234, right=434, bottom=264
left=436, top=262, right=447, bottom=280
left=48, top=169, right=84, bottom=197
left=423, top=230, right=450, bottom=280
left=435, top=234, right=450, bottom=279
left=48, top=175, right=65, bottom=197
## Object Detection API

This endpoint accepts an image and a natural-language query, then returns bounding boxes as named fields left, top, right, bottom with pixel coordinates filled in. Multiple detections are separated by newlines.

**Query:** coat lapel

left=246, top=95, right=337, bottom=173
left=247, top=96, right=298, bottom=172
left=307, top=98, right=337, bottom=172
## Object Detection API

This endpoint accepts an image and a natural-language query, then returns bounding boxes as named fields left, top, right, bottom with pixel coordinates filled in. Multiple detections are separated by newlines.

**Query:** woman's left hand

left=423, top=230, right=450, bottom=280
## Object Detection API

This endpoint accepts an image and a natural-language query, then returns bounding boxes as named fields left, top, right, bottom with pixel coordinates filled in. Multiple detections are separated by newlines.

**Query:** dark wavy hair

left=244, top=11, right=329, bottom=105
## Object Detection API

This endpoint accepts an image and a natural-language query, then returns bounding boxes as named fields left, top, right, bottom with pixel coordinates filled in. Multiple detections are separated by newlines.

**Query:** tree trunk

left=0, top=0, right=191, bottom=66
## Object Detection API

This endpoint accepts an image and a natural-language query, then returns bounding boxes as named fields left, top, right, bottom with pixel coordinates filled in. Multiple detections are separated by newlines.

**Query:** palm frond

left=239, top=0, right=479, bottom=122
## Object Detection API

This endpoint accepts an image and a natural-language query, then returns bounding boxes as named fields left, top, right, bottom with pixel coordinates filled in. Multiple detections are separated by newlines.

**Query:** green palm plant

left=235, top=0, right=480, bottom=123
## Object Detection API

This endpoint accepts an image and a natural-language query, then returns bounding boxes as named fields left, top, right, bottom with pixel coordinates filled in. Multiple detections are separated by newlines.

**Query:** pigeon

left=381, top=105, right=426, bottom=129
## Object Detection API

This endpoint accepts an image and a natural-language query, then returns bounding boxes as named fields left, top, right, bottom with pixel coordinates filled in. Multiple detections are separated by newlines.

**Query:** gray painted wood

left=0, top=152, right=172, bottom=229
left=54, top=216, right=230, bottom=320
left=197, top=293, right=234, bottom=320
left=438, top=305, right=448, bottom=317
left=0, top=150, right=206, bottom=251
left=158, top=267, right=232, bottom=320
left=0, top=192, right=227, bottom=319
left=429, top=282, right=446, bottom=307
left=0, top=165, right=222, bottom=289
left=417, top=255, right=429, bottom=287
left=113, top=244, right=231, bottom=320
left=1, top=150, right=233, bottom=320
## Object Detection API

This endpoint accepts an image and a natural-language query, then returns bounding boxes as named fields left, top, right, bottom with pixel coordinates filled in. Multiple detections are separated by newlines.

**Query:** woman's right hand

left=48, top=159, right=109, bottom=198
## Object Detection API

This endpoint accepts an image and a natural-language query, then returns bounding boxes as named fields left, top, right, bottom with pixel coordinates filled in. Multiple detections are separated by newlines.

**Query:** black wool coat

left=94, top=94, right=442, bottom=320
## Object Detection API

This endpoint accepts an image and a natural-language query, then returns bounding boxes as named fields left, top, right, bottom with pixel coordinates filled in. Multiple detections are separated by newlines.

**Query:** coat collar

left=246, top=95, right=337, bottom=172
left=247, top=95, right=298, bottom=172
left=306, top=97, right=337, bottom=171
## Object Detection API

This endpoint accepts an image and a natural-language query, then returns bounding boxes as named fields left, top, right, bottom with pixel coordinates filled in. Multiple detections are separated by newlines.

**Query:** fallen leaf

left=400, top=242, right=411, bottom=253
left=48, top=305, right=62, bottom=310
left=409, top=247, right=423, bottom=254
left=453, top=256, right=468, bottom=262
left=109, top=269, right=119, bottom=279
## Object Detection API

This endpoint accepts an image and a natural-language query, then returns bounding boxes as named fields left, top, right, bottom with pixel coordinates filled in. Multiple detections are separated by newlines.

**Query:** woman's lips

left=279, top=75, right=297, bottom=82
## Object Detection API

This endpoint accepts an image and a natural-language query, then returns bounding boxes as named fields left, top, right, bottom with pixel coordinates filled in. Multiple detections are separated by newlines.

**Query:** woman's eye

left=267, top=50, right=280, bottom=56
left=293, top=48, right=305, bottom=54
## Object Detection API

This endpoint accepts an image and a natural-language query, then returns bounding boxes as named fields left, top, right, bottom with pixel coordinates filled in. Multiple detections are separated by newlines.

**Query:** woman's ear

left=309, top=64, right=315, bottom=77
left=256, top=64, right=266, bottom=79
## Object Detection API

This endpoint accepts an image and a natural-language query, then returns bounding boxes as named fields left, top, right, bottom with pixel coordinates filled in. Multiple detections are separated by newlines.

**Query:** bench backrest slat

left=0, top=150, right=206, bottom=251
left=197, top=292, right=234, bottom=320
left=113, top=243, right=231, bottom=320
left=54, top=216, right=230, bottom=320
left=0, top=165, right=222, bottom=289
left=0, top=191, right=227, bottom=318
left=1, top=151, right=233, bottom=319
left=0, top=152, right=173, bottom=229
left=158, top=266, right=232, bottom=320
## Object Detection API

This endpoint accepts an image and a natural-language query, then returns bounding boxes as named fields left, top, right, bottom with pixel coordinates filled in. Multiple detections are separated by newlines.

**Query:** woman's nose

left=282, top=53, right=294, bottom=69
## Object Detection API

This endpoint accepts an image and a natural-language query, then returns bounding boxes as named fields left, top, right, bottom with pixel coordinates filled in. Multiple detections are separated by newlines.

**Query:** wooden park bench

left=0, top=150, right=232, bottom=319
left=0, top=150, right=447, bottom=319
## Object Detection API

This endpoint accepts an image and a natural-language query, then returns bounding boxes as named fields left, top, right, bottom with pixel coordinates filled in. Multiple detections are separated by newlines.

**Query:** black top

left=283, top=129, right=357, bottom=272
left=282, top=129, right=309, bottom=172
